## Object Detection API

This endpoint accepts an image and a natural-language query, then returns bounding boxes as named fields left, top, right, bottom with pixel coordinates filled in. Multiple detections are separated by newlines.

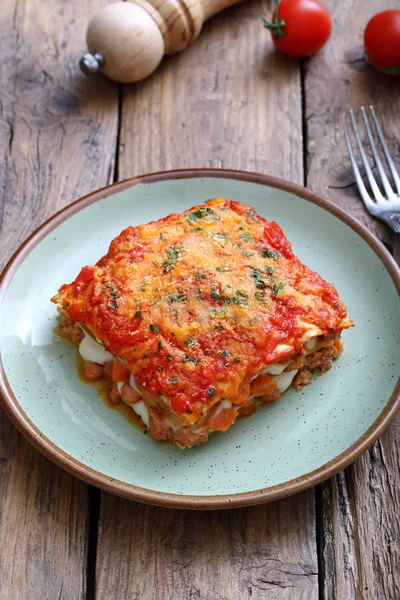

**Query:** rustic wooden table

left=1, top=1, right=399, bottom=598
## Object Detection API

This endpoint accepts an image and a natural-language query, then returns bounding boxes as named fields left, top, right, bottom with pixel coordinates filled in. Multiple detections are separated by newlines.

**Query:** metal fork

left=343, top=106, right=400, bottom=233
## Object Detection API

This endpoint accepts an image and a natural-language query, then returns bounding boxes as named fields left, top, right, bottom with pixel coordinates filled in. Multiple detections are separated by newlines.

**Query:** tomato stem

left=262, top=11, right=286, bottom=39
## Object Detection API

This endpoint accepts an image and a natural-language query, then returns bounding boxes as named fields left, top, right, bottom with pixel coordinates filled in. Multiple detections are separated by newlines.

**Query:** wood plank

left=97, top=494, right=318, bottom=600
left=96, top=2, right=318, bottom=599
left=0, top=1, right=118, bottom=598
left=304, top=1, right=400, bottom=598
left=117, top=0, right=302, bottom=181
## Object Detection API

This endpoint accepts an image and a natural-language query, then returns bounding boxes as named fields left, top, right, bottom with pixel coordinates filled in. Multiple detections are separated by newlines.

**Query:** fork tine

left=391, top=215, right=400, bottom=234
left=361, top=107, right=395, bottom=200
left=389, top=215, right=400, bottom=234
left=343, top=115, right=377, bottom=213
left=349, top=109, right=384, bottom=203
left=370, top=106, right=400, bottom=196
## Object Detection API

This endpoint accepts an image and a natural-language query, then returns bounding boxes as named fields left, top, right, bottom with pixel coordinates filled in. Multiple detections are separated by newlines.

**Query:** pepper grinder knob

left=79, top=50, right=105, bottom=75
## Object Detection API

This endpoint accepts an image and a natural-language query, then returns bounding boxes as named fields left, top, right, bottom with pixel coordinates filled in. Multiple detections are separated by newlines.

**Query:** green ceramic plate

left=0, top=170, right=399, bottom=509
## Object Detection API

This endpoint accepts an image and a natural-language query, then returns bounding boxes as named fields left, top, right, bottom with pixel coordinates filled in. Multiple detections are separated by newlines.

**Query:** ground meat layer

left=292, top=345, right=341, bottom=390
left=56, top=311, right=344, bottom=446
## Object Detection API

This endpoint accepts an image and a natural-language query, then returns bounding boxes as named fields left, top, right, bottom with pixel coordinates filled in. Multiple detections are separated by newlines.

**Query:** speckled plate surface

left=0, top=170, right=399, bottom=509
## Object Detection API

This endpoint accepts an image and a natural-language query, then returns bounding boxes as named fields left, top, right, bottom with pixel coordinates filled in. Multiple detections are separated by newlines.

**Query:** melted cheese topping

left=53, top=198, right=353, bottom=419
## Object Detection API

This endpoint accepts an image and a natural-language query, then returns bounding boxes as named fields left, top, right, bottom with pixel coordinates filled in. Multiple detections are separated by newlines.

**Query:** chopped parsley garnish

left=240, top=232, right=253, bottom=243
left=149, top=324, right=160, bottom=333
left=196, top=288, right=202, bottom=300
left=160, top=233, right=167, bottom=242
left=242, top=251, right=254, bottom=258
left=211, top=285, right=221, bottom=302
left=221, top=350, right=229, bottom=357
left=272, top=281, right=285, bottom=297
left=162, top=243, right=182, bottom=273
left=247, top=209, right=261, bottom=223
left=216, top=267, right=224, bottom=273
left=171, top=377, right=179, bottom=384
left=112, top=301, right=119, bottom=310
left=194, top=270, right=206, bottom=280
left=158, top=341, right=164, bottom=348
left=167, top=354, right=173, bottom=361
left=255, top=291, right=264, bottom=302
left=208, top=386, right=216, bottom=398
left=135, top=310, right=142, bottom=318
left=261, top=248, right=281, bottom=260
left=250, top=266, right=266, bottom=290
left=188, top=207, right=220, bottom=222
left=182, top=355, right=201, bottom=364
left=234, top=357, right=241, bottom=362
left=220, top=289, right=248, bottom=306
left=265, top=266, right=275, bottom=275
left=167, top=292, right=188, bottom=302
left=233, top=296, right=247, bottom=305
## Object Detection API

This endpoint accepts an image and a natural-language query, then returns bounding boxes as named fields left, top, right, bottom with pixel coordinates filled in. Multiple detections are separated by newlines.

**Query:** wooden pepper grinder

left=79, top=0, right=245, bottom=83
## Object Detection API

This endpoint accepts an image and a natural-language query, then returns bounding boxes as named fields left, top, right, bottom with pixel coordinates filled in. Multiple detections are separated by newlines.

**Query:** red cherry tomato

left=364, top=10, right=400, bottom=75
left=263, top=0, right=332, bottom=57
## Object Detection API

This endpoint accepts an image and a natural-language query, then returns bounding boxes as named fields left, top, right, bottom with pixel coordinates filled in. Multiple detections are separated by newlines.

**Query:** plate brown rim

left=0, top=168, right=399, bottom=510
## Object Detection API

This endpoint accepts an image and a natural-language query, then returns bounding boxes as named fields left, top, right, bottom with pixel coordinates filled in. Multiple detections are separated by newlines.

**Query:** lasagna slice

left=51, top=198, right=353, bottom=448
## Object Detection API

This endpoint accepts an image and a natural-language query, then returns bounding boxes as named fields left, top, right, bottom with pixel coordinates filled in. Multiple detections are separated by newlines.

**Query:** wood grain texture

left=304, top=1, right=400, bottom=598
left=97, top=494, right=318, bottom=600
left=118, top=0, right=302, bottom=182
left=96, top=2, right=318, bottom=599
left=0, top=1, right=118, bottom=598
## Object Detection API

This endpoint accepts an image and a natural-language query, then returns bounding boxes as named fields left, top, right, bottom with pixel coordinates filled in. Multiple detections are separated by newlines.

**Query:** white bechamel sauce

left=250, top=362, right=288, bottom=382
left=298, top=318, right=322, bottom=343
left=132, top=401, right=149, bottom=426
left=274, top=343, right=292, bottom=354
left=274, top=370, right=298, bottom=393
left=305, top=337, right=317, bottom=350
left=79, top=333, right=113, bottom=364
left=129, top=374, right=141, bottom=394
left=214, top=399, right=231, bottom=416
left=263, top=362, right=289, bottom=376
